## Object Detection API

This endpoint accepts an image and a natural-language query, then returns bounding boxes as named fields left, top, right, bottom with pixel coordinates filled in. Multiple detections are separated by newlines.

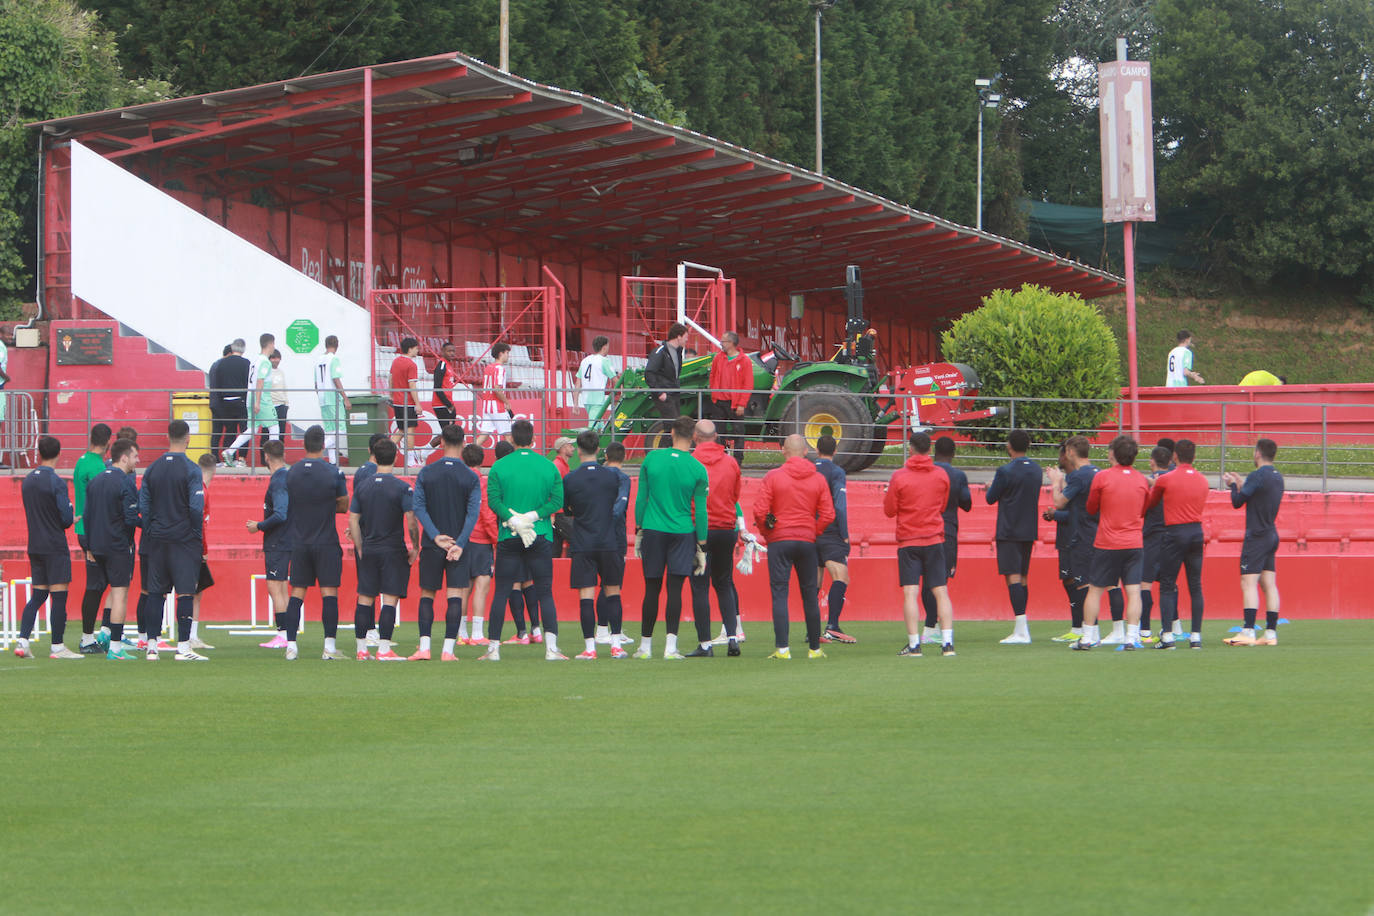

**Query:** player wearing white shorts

left=314, top=335, right=351, bottom=464
left=481, top=343, right=514, bottom=439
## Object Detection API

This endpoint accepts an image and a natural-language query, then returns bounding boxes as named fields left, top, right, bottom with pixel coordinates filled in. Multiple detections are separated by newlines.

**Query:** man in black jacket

left=207, top=344, right=232, bottom=461
left=211, top=339, right=251, bottom=463
left=644, top=322, right=687, bottom=449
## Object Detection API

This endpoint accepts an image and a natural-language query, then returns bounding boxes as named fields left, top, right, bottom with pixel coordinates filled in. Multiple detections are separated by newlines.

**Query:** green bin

left=346, top=395, right=389, bottom=467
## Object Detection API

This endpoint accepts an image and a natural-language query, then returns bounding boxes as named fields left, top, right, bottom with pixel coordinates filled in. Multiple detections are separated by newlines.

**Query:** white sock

left=136, top=632, right=146, bottom=642
left=442, top=638, right=456, bottom=655
left=923, top=626, right=940, bottom=638
left=1241, top=627, right=1255, bottom=637
left=1111, top=621, right=1125, bottom=638
left=190, top=620, right=199, bottom=640
left=1173, top=622, right=1185, bottom=635
left=472, top=616, right=484, bottom=640
left=664, top=633, right=678, bottom=655
left=100, top=625, right=111, bottom=636
left=1190, top=631, right=1201, bottom=641
left=640, top=636, right=653, bottom=654
left=457, top=620, right=469, bottom=641
left=585, top=638, right=595, bottom=653
left=357, top=637, right=368, bottom=653
left=1071, top=626, right=1084, bottom=635
left=178, top=641, right=190, bottom=652
left=596, top=625, right=609, bottom=640
left=908, top=633, right=920, bottom=649
left=80, top=633, right=96, bottom=647
left=1127, top=624, right=1140, bottom=642
left=324, top=637, right=336, bottom=653
left=700, top=641, right=712, bottom=651
left=1087, top=624, right=1100, bottom=642
left=418, top=636, right=431, bottom=651
left=1161, top=631, right=1175, bottom=643
left=1265, top=628, right=1277, bottom=639
left=544, top=632, right=558, bottom=655
left=734, top=624, right=745, bottom=638
left=287, top=640, right=297, bottom=651
left=1013, top=614, right=1028, bottom=636
left=18, top=638, right=29, bottom=652
left=380, top=639, right=392, bottom=655
left=532, top=626, right=543, bottom=639
left=942, top=628, right=953, bottom=645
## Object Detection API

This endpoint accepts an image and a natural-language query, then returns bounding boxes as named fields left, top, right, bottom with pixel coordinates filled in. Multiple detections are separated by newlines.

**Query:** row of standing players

left=11, top=417, right=1285, bottom=662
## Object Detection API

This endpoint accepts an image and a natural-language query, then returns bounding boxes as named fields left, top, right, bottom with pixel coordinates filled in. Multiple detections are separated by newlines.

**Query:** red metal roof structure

left=34, top=51, right=1120, bottom=348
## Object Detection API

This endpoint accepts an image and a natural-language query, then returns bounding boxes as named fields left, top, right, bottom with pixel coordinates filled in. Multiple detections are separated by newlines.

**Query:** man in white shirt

left=575, top=336, right=619, bottom=421
left=1166, top=330, right=1205, bottom=387
left=314, top=335, right=351, bottom=464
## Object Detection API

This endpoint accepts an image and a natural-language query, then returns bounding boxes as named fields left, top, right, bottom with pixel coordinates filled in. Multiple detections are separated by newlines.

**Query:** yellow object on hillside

left=1238, top=370, right=1283, bottom=386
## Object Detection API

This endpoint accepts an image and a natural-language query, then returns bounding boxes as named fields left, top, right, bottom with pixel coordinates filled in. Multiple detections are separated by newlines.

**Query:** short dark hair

left=461, top=443, right=484, bottom=467
left=117, top=426, right=138, bottom=442
left=89, top=423, right=112, bottom=448
left=816, top=434, right=837, bottom=457
left=325, top=335, right=338, bottom=349
left=591, top=335, right=609, bottom=352
left=576, top=429, right=600, bottom=454
left=1110, top=434, right=1139, bottom=466
left=491, top=342, right=511, bottom=359
left=367, top=432, right=387, bottom=455
left=222, top=344, right=233, bottom=357
left=494, top=440, right=515, bottom=460
left=1156, top=437, right=1176, bottom=455
left=263, top=439, right=285, bottom=461
left=270, top=350, right=282, bottom=360
left=168, top=420, right=190, bottom=442
left=37, top=436, right=60, bottom=460
left=605, top=441, right=625, bottom=463
left=441, top=423, right=465, bottom=447
left=1008, top=429, right=1031, bottom=454
left=672, top=415, right=695, bottom=442
left=372, top=438, right=398, bottom=465
left=303, top=425, right=326, bottom=453
left=1256, top=438, right=1278, bottom=460
left=1174, top=439, right=1196, bottom=464
left=934, top=435, right=955, bottom=459
left=1065, top=435, right=1091, bottom=459
left=908, top=432, right=931, bottom=454
left=1150, top=445, right=1172, bottom=468
left=260, top=332, right=275, bottom=348
left=667, top=322, right=687, bottom=341
left=511, top=418, right=534, bottom=447
left=109, top=438, right=137, bottom=463
left=399, top=337, right=419, bottom=354
left=1177, top=329, right=1192, bottom=342
left=198, top=453, right=218, bottom=470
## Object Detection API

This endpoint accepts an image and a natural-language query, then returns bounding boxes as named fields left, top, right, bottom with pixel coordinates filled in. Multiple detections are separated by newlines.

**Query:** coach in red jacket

left=708, top=332, right=753, bottom=463
left=753, top=434, right=835, bottom=659
left=883, top=432, right=954, bottom=656
left=687, top=420, right=743, bottom=656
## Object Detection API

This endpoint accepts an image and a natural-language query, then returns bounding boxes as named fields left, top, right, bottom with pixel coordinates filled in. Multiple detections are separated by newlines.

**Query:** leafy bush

left=941, top=283, right=1121, bottom=442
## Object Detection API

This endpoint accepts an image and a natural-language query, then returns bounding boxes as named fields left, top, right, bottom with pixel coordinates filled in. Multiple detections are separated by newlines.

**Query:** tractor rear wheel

left=781, top=385, right=874, bottom=472
left=852, top=426, right=889, bottom=472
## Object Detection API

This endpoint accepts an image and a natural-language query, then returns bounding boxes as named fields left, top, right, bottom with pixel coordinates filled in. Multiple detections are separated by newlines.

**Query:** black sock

left=19, top=588, right=50, bottom=640
left=49, top=591, right=70, bottom=643
left=321, top=596, right=339, bottom=638
left=444, top=597, right=463, bottom=640
left=580, top=597, right=596, bottom=640
left=1265, top=610, right=1279, bottom=632
left=509, top=590, right=527, bottom=633
left=1243, top=607, right=1258, bottom=629
left=134, top=594, right=147, bottom=637
left=101, top=606, right=112, bottom=630
left=417, top=596, right=435, bottom=639
left=607, top=594, right=623, bottom=635
left=595, top=591, right=609, bottom=628
left=1108, top=587, right=1124, bottom=622
left=664, top=574, right=685, bottom=634
left=1140, top=590, right=1154, bottom=630
left=921, top=586, right=938, bottom=629
left=81, top=589, right=101, bottom=636
left=379, top=605, right=397, bottom=641
left=285, top=596, right=303, bottom=641
left=175, top=594, right=193, bottom=643
left=1070, top=590, right=1085, bottom=629
left=535, top=584, right=557, bottom=636
left=354, top=604, right=370, bottom=640
left=827, top=581, right=847, bottom=630
left=1008, top=583, right=1028, bottom=617
left=110, top=622, right=124, bottom=642
left=274, top=611, right=286, bottom=632
left=641, top=577, right=663, bottom=637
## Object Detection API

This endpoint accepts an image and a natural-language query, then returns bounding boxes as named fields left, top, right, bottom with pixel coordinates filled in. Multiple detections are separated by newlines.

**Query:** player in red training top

left=883, top=432, right=955, bottom=657
left=1143, top=438, right=1210, bottom=648
left=1074, top=435, right=1150, bottom=651
left=480, top=342, right=515, bottom=444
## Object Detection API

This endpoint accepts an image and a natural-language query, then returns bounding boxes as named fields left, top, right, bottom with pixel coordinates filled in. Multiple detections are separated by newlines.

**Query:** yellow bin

left=171, top=392, right=213, bottom=464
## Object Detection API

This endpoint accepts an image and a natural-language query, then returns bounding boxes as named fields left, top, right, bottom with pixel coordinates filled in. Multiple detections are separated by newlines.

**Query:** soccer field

left=3, top=622, right=1370, bottom=915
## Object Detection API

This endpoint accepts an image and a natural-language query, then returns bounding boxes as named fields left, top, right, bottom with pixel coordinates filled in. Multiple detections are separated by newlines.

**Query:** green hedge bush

left=941, top=284, right=1121, bottom=443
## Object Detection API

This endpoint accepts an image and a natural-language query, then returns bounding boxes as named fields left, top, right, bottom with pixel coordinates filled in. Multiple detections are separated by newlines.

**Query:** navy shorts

left=1141, top=531, right=1162, bottom=582
left=144, top=539, right=200, bottom=596
left=570, top=550, right=625, bottom=589
left=88, top=549, right=134, bottom=591
left=815, top=533, right=850, bottom=565
left=465, top=542, right=494, bottom=579
left=356, top=548, right=411, bottom=599
left=899, top=544, right=948, bottom=588
left=28, top=551, right=72, bottom=587
left=392, top=402, right=418, bottom=431
left=418, top=544, right=470, bottom=591
left=290, top=542, right=344, bottom=588
left=1089, top=547, right=1144, bottom=589
left=641, top=529, right=696, bottom=579
left=197, top=560, right=215, bottom=594
left=264, top=549, right=291, bottom=582
left=1240, top=530, right=1280, bottom=574
left=995, top=539, right=1033, bottom=577
left=1069, top=543, right=1093, bottom=585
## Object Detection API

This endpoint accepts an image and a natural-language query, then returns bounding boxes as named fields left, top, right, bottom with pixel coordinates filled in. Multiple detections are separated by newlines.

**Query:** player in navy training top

left=1043, top=442, right=1081, bottom=642
left=597, top=441, right=633, bottom=643
left=985, top=429, right=1043, bottom=643
left=1139, top=444, right=1173, bottom=637
left=286, top=425, right=349, bottom=659
left=562, top=429, right=626, bottom=658
left=138, top=420, right=206, bottom=660
left=411, top=424, right=481, bottom=660
left=16, top=435, right=75, bottom=658
left=246, top=440, right=291, bottom=645
left=352, top=432, right=386, bottom=492
left=347, top=437, right=417, bottom=660
left=925, top=436, right=972, bottom=643
left=813, top=434, right=854, bottom=643
left=1223, top=438, right=1285, bottom=646
left=84, top=437, right=141, bottom=658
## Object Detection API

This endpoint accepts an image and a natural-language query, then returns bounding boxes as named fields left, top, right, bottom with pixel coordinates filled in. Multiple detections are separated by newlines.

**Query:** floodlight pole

left=976, top=99, right=984, bottom=230
left=813, top=1, right=838, bottom=175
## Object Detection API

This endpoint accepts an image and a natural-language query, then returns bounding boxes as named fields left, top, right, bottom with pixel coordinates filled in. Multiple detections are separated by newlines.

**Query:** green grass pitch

left=3, top=621, right=1371, bottom=915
